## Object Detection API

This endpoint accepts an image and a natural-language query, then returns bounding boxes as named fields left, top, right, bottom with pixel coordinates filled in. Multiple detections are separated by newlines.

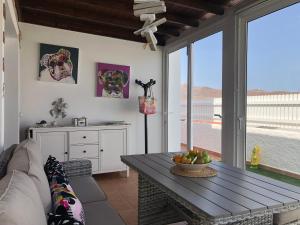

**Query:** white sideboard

left=28, top=124, right=130, bottom=175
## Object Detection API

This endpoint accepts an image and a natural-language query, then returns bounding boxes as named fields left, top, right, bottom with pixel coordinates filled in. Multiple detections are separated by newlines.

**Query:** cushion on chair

left=44, top=155, right=69, bottom=185
left=69, top=175, right=107, bottom=204
left=7, top=139, right=52, bottom=213
left=47, top=213, right=84, bottom=225
left=0, top=144, right=17, bottom=179
left=0, top=170, right=47, bottom=225
left=273, top=208, right=300, bottom=225
left=51, top=183, right=86, bottom=224
left=83, top=201, right=126, bottom=225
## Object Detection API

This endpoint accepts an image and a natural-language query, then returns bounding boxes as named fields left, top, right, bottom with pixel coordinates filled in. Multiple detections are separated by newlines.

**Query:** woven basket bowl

left=175, top=162, right=211, bottom=172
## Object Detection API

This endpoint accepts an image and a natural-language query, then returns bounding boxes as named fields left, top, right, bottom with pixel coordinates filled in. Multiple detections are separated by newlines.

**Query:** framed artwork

left=39, top=43, right=79, bottom=84
left=96, top=62, right=130, bottom=98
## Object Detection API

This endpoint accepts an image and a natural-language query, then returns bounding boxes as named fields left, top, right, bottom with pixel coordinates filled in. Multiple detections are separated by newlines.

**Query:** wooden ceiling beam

left=20, top=0, right=179, bottom=37
left=165, top=0, right=224, bottom=15
left=21, top=7, right=166, bottom=46
left=160, top=14, right=199, bottom=27
left=30, top=0, right=199, bottom=28
left=76, top=0, right=199, bottom=27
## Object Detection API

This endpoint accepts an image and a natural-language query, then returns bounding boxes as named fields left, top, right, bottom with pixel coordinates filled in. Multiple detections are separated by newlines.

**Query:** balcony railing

left=181, top=93, right=300, bottom=130
left=179, top=93, right=300, bottom=177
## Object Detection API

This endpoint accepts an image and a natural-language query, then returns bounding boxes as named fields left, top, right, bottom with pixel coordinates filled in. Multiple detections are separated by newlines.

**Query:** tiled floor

left=94, top=170, right=139, bottom=225
left=94, top=170, right=187, bottom=225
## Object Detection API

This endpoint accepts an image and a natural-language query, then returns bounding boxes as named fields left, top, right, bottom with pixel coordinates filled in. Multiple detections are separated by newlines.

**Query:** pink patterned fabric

left=51, top=183, right=85, bottom=224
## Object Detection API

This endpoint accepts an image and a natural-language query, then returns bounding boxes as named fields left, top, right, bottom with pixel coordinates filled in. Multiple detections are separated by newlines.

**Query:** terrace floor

left=94, top=170, right=138, bottom=225
left=94, top=170, right=186, bottom=225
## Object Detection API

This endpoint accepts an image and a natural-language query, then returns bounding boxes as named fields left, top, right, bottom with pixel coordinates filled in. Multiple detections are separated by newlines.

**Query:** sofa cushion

left=45, top=155, right=69, bottom=185
left=69, top=176, right=106, bottom=204
left=83, top=201, right=126, bottom=225
left=51, top=183, right=86, bottom=224
left=273, top=208, right=300, bottom=225
left=7, top=139, right=52, bottom=213
left=7, top=143, right=30, bottom=171
left=0, top=144, right=17, bottom=179
left=0, top=170, right=47, bottom=225
left=48, top=213, right=83, bottom=225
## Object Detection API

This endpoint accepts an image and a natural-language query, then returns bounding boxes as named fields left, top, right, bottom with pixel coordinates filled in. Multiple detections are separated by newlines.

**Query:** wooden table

left=121, top=153, right=300, bottom=225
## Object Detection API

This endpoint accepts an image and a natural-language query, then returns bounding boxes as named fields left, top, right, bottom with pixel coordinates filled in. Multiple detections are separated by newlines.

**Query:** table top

left=121, top=153, right=300, bottom=220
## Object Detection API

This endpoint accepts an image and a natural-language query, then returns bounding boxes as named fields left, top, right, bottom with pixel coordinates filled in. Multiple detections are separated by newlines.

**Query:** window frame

left=236, top=0, right=300, bottom=168
left=163, top=0, right=300, bottom=167
left=163, top=24, right=224, bottom=153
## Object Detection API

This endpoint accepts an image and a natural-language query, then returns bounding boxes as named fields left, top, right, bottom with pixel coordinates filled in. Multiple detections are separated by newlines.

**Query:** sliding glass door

left=192, top=32, right=223, bottom=160
left=167, top=32, right=223, bottom=160
left=167, top=47, right=188, bottom=152
left=243, top=2, right=300, bottom=179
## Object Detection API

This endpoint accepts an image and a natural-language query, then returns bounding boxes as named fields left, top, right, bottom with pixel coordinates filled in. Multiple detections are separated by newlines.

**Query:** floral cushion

left=44, top=156, right=69, bottom=185
left=45, top=156, right=85, bottom=225
left=51, top=183, right=85, bottom=224
left=47, top=213, right=83, bottom=225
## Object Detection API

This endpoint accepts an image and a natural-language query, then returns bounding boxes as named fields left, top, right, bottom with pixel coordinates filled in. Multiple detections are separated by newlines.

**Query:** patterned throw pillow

left=48, top=213, right=83, bottom=225
left=45, top=156, right=85, bottom=225
left=51, top=183, right=85, bottom=224
left=44, top=156, right=69, bottom=185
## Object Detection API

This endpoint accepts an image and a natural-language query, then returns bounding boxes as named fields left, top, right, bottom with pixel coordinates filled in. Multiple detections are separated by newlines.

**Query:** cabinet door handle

left=83, top=136, right=87, bottom=139
left=64, top=152, right=68, bottom=155
left=100, top=149, right=103, bottom=152
left=83, top=150, right=87, bottom=153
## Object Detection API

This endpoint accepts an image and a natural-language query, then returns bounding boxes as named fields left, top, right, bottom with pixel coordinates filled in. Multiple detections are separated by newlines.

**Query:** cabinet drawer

left=69, top=131, right=98, bottom=145
left=69, top=145, right=99, bottom=159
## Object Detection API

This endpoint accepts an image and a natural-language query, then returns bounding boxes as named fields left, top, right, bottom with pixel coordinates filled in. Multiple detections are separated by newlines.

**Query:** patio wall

left=180, top=93, right=300, bottom=175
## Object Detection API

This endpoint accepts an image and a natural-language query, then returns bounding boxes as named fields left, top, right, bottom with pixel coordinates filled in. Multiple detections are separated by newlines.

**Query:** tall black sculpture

left=135, top=79, right=156, bottom=154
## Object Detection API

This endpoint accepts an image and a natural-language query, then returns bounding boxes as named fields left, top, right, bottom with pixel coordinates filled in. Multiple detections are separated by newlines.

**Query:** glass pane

left=168, top=47, right=188, bottom=152
left=192, top=32, right=223, bottom=161
left=246, top=3, right=300, bottom=184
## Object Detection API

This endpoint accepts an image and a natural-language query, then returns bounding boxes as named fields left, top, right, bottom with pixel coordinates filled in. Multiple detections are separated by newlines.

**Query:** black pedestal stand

left=135, top=79, right=156, bottom=154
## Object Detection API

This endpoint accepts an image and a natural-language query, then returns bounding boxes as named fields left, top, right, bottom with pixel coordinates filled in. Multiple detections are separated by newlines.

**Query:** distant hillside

left=180, top=85, right=221, bottom=101
left=180, top=84, right=295, bottom=101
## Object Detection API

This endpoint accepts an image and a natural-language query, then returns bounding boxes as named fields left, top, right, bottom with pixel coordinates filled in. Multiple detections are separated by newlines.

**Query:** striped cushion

left=0, top=145, right=17, bottom=179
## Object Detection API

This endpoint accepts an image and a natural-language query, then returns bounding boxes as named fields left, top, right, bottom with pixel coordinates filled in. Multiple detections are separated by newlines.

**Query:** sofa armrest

left=61, top=159, right=92, bottom=178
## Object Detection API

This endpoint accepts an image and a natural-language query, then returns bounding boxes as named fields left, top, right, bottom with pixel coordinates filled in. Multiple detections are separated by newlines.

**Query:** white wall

left=4, top=37, right=20, bottom=149
left=20, top=23, right=163, bottom=155
left=0, top=0, right=5, bottom=152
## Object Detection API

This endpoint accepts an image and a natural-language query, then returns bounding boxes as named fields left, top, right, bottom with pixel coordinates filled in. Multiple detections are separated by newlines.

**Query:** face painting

left=41, top=49, right=73, bottom=81
left=99, top=70, right=129, bottom=97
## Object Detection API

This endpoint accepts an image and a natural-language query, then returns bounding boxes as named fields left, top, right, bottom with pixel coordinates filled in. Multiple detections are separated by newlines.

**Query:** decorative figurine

left=250, top=145, right=262, bottom=169
left=49, top=98, right=68, bottom=126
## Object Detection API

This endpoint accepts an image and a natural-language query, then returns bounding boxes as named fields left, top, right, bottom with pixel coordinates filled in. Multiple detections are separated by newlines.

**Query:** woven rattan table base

left=138, top=174, right=273, bottom=225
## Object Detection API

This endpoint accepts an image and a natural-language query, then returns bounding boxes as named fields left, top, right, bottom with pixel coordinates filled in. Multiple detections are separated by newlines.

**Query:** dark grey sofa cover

left=0, top=145, right=126, bottom=225
left=68, top=174, right=126, bottom=225
left=61, top=160, right=126, bottom=225
left=69, top=176, right=107, bottom=204
left=83, top=201, right=127, bottom=225
left=67, top=175, right=126, bottom=225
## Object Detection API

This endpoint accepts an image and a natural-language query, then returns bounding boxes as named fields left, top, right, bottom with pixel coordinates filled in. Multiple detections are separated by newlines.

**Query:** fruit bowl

left=175, top=161, right=211, bottom=172
left=172, top=150, right=212, bottom=172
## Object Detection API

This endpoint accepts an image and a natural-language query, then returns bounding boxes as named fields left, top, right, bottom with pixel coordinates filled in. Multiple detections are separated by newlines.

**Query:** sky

left=179, top=2, right=300, bottom=92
